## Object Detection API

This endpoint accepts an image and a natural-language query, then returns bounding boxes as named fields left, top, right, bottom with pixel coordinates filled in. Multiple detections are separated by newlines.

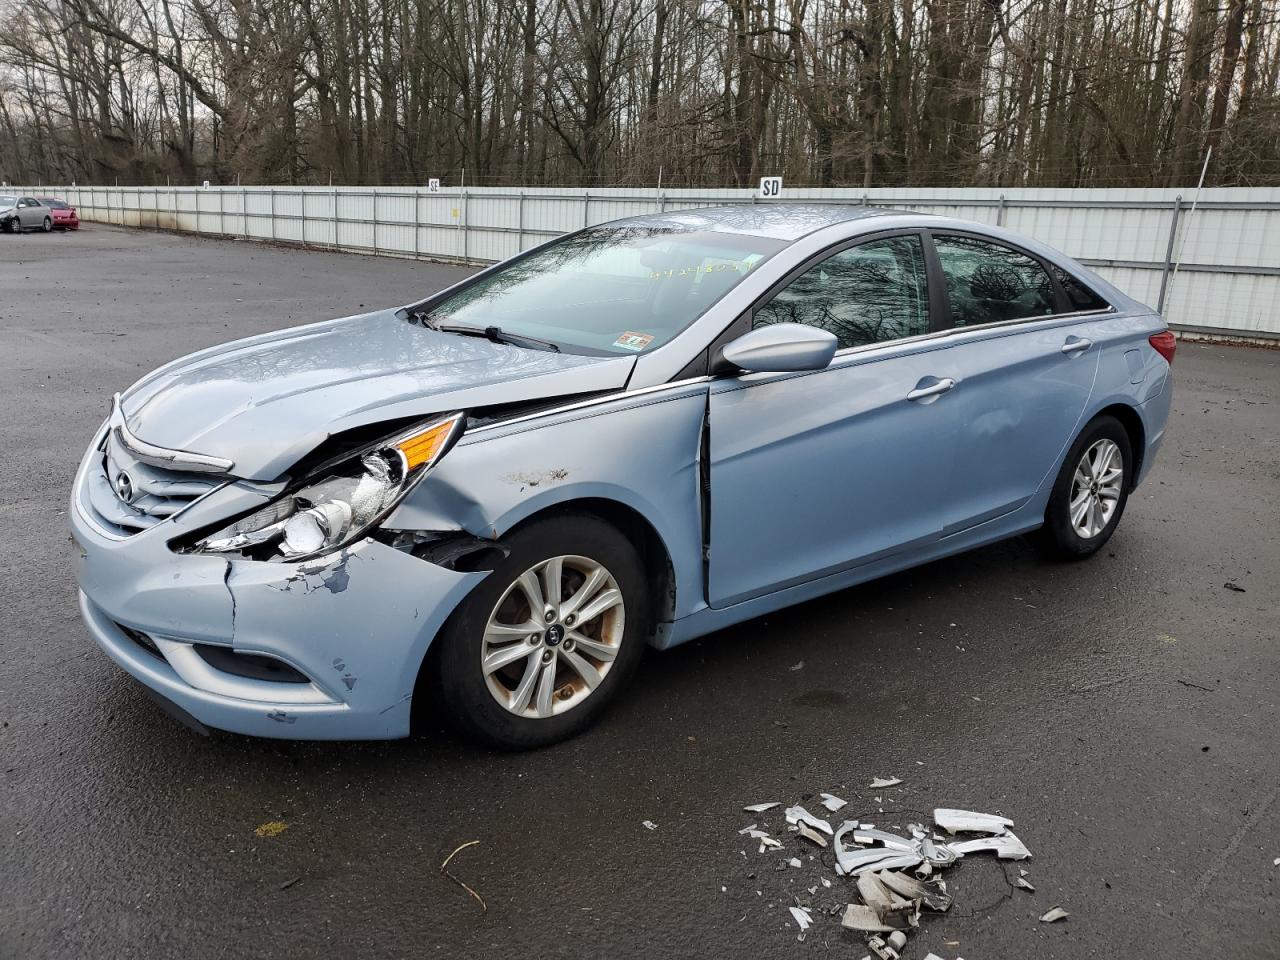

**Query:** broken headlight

left=193, top=413, right=463, bottom=561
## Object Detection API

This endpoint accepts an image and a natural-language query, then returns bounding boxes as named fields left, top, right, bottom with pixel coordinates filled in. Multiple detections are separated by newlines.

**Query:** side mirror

left=719, top=323, right=838, bottom=373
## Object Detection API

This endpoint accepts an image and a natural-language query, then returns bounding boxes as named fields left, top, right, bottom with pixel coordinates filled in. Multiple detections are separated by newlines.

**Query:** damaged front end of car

left=71, top=398, right=500, bottom=740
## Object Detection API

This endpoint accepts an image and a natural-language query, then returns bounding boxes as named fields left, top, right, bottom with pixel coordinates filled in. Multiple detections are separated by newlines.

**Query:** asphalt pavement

left=1, top=226, right=1277, bottom=959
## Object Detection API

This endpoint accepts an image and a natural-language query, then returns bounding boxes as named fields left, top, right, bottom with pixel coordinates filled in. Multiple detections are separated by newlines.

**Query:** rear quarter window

left=1051, top=265, right=1111, bottom=312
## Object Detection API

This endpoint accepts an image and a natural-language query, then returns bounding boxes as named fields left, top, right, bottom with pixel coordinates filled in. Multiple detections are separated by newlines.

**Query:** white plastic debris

left=788, top=857, right=802, bottom=868
left=852, top=827, right=918, bottom=852
left=744, top=802, right=781, bottom=813
left=950, top=830, right=1031, bottom=861
left=1040, top=906, right=1069, bottom=923
left=797, top=824, right=829, bottom=847
left=933, top=808, right=1013, bottom=835
left=841, top=903, right=897, bottom=933
left=785, top=805, right=833, bottom=836
left=870, top=777, right=903, bottom=788
left=868, top=930, right=907, bottom=959
left=789, top=905, right=813, bottom=931
left=641, top=820, right=657, bottom=831
left=879, top=869, right=953, bottom=912
left=923, top=954, right=945, bottom=960
left=820, top=792, right=848, bottom=812
left=1014, top=876, right=1036, bottom=892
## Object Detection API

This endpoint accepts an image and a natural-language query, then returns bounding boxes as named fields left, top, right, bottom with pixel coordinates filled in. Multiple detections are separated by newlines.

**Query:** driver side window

left=753, top=235, right=931, bottom=349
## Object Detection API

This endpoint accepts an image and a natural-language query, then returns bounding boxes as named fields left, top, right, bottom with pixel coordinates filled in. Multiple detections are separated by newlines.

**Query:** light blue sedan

left=71, top=205, right=1174, bottom=747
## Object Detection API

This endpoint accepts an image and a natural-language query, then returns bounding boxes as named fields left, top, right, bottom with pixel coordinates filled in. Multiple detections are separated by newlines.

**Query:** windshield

left=0, top=196, right=16, bottom=207
left=424, top=226, right=784, bottom=355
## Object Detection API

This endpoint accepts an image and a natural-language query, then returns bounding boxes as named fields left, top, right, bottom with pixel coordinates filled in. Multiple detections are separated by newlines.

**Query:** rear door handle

left=906, top=377, right=956, bottom=401
left=1061, top=337, right=1093, bottom=355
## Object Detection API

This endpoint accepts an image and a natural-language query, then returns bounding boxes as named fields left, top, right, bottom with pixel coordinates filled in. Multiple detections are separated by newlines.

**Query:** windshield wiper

left=435, top=322, right=561, bottom=353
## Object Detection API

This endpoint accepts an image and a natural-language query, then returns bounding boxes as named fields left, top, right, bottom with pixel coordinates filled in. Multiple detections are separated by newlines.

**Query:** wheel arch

left=1093, top=402, right=1146, bottom=488
left=409, top=495, right=678, bottom=733
left=496, top=496, right=679, bottom=634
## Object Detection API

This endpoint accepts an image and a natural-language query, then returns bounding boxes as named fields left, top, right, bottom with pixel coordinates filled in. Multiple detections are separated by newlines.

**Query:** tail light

left=1149, top=330, right=1176, bottom=365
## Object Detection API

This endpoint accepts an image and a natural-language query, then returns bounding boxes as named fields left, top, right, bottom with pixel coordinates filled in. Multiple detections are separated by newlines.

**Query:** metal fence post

left=333, top=188, right=339, bottom=251
left=517, top=191, right=525, bottom=252
left=997, top=194, right=1007, bottom=226
left=1157, top=196, right=1183, bottom=314
left=583, top=191, right=590, bottom=228
left=462, top=189, right=469, bottom=261
left=219, top=188, right=225, bottom=236
left=269, top=188, right=276, bottom=241
left=243, top=187, right=249, bottom=239
left=372, top=189, right=379, bottom=256
left=414, top=190, right=421, bottom=259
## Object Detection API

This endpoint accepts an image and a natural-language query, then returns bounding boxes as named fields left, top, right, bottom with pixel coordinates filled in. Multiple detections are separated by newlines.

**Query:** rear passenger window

left=1051, top=265, right=1110, bottom=312
left=933, top=236, right=1056, bottom=327
left=754, top=235, right=930, bottom=349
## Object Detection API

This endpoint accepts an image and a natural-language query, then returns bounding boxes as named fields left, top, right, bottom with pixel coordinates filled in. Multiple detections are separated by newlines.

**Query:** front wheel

left=425, top=514, right=648, bottom=748
left=4, top=218, right=18, bottom=234
left=41, top=216, right=52, bottom=232
left=1034, top=415, right=1132, bottom=559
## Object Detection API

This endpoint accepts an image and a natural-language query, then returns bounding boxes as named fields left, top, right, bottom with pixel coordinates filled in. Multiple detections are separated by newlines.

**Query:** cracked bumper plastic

left=71, top=443, right=487, bottom=740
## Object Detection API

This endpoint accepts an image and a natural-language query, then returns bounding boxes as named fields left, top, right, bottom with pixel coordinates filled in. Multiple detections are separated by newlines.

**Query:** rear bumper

left=1135, top=369, right=1172, bottom=488
left=71, top=435, right=487, bottom=740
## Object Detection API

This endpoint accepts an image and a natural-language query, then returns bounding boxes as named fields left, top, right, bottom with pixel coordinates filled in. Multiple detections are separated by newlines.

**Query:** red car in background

left=37, top=198, right=80, bottom=230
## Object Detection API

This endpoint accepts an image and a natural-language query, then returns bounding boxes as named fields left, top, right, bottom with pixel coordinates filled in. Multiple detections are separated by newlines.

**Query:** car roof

left=601, top=203, right=912, bottom=241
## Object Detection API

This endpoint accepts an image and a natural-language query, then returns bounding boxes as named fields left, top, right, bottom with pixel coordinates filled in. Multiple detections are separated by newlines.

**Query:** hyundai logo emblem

left=115, top=471, right=135, bottom=503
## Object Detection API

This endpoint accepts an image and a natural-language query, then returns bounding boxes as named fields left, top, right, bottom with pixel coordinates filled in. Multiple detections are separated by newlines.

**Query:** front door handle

left=906, top=377, right=956, bottom=402
left=1061, top=337, right=1093, bottom=355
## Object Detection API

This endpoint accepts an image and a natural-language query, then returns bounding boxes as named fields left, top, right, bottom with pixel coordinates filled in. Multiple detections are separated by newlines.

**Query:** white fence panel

left=31, top=183, right=1280, bottom=338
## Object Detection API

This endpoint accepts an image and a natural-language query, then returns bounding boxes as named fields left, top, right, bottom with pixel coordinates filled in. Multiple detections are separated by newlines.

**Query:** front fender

left=384, top=383, right=710, bottom=620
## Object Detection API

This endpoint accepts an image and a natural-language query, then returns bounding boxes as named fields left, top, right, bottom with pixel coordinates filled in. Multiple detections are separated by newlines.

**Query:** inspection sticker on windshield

left=613, top=331, right=654, bottom=351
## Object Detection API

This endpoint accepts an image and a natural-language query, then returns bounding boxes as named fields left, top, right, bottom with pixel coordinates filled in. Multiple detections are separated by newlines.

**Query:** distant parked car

left=0, top=195, right=54, bottom=233
left=38, top=197, right=80, bottom=230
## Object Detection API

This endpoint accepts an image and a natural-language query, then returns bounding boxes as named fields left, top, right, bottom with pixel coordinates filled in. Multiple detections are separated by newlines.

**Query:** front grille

left=84, top=429, right=222, bottom=535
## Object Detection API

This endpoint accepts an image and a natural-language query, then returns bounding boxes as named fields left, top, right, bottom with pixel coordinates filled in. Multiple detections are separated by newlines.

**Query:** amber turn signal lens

left=395, top=415, right=462, bottom=470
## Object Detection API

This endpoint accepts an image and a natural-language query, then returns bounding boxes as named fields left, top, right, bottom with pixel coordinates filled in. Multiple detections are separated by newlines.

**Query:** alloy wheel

left=481, top=554, right=625, bottom=719
left=1069, top=438, right=1123, bottom=539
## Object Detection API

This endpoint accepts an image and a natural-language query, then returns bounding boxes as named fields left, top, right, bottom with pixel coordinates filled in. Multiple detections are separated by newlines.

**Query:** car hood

left=120, top=309, right=635, bottom=480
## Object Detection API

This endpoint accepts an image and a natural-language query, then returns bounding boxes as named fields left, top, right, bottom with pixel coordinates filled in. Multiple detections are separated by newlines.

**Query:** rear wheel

left=42, top=216, right=52, bottom=232
left=1034, top=414, right=1132, bottom=559
left=426, top=514, right=648, bottom=748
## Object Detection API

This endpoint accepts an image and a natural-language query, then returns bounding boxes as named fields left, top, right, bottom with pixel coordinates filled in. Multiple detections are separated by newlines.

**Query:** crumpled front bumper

left=71, top=432, right=486, bottom=740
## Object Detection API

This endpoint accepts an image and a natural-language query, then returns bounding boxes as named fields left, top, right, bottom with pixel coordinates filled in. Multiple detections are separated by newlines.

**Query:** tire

left=425, top=513, right=649, bottom=748
left=1034, top=414, right=1132, bottom=560
left=4, top=217, right=18, bottom=234
left=42, top=216, right=52, bottom=232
